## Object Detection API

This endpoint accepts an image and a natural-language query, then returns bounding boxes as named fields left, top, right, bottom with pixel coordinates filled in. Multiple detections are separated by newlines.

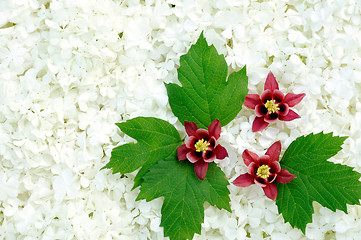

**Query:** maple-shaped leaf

left=137, top=157, right=231, bottom=240
left=276, top=132, right=361, bottom=233
left=165, top=32, right=248, bottom=129
left=102, top=117, right=182, bottom=188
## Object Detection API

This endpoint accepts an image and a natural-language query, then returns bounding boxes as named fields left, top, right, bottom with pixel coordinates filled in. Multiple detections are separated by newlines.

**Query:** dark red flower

left=177, top=119, right=228, bottom=180
left=233, top=141, right=296, bottom=200
left=244, top=72, right=306, bottom=132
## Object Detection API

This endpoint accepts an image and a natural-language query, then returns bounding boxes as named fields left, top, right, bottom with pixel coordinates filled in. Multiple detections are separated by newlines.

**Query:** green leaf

left=165, top=32, right=248, bottom=128
left=102, top=117, right=182, bottom=188
left=276, top=132, right=361, bottom=233
left=138, top=157, right=231, bottom=240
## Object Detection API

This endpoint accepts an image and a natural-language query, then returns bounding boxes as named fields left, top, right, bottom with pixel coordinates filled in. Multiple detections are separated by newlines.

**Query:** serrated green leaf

left=165, top=32, right=248, bottom=128
left=137, top=157, right=231, bottom=240
left=102, top=117, right=182, bottom=188
left=276, top=132, right=361, bottom=233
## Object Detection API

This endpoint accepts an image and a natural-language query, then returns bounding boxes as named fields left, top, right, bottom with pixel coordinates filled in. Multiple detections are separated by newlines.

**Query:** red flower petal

left=186, top=150, right=201, bottom=163
left=254, top=178, right=267, bottom=187
left=194, top=160, right=208, bottom=180
left=214, top=144, right=228, bottom=159
left=279, top=109, right=300, bottom=121
left=276, top=169, right=296, bottom=183
left=203, top=150, right=216, bottom=162
left=269, top=161, right=281, bottom=174
left=265, top=141, right=281, bottom=162
left=195, top=129, right=209, bottom=140
left=277, top=103, right=289, bottom=116
left=272, top=90, right=284, bottom=103
left=262, top=184, right=278, bottom=200
left=264, top=72, right=279, bottom=92
left=284, top=93, right=306, bottom=107
left=252, top=117, right=269, bottom=132
left=177, top=144, right=189, bottom=160
left=186, top=136, right=198, bottom=149
left=209, top=136, right=216, bottom=148
left=208, top=119, right=221, bottom=139
left=184, top=121, right=198, bottom=136
left=264, top=113, right=279, bottom=123
left=255, top=104, right=267, bottom=117
left=244, top=94, right=261, bottom=109
left=242, top=149, right=259, bottom=166
left=267, top=174, right=277, bottom=183
left=257, top=155, right=270, bottom=166
left=247, top=162, right=258, bottom=176
left=233, top=173, right=255, bottom=187
left=260, top=89, right=273, bottom=103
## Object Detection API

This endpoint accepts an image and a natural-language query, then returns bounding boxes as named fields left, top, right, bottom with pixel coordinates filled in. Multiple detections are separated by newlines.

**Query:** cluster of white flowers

left=1, top=0, right=361, bottom=239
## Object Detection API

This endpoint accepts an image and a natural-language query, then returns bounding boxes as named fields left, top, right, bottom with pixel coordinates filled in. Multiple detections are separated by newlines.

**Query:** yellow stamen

left=194, top=139, right=210, bottom=153
left=265, top=100, right=280, bottom=114
left=256, top=165, right=271, bottom=179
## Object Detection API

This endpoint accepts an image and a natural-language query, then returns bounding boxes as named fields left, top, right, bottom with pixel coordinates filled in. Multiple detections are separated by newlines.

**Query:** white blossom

left=0, top=0, right=361, bottom=239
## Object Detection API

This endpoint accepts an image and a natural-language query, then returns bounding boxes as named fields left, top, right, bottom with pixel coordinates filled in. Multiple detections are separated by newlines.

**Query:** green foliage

left=103, top=116, right=231, bottom=240
left=138, top=157, right=231, bottom=240
left=276, top=132, right=361, bottom=233
left=165, top=32, right=248, bottom=129
left=102, top=117, right=182, bottom=188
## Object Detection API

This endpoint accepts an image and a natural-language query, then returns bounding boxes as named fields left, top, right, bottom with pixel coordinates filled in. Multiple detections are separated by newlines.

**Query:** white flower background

left=1, top=0, right=361, bottom=239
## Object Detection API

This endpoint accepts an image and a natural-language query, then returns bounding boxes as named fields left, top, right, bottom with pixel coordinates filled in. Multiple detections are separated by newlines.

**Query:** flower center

left=194, top=139, right=210, bottom=153
left=256, top=165, right=271, bottom=179
left=264, top=100, right=280, bottom=114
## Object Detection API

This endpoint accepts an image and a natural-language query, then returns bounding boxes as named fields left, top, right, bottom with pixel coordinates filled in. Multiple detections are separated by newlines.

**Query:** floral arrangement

left=2, top=1, right=361, bottom=239
left=103, top=33, right=361, bottom=240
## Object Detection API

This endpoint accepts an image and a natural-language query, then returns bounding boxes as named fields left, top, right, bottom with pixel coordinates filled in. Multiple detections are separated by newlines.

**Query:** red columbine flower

left=244, top=72, right=306, bottom=132
left=177, top=119, right=228, bottom=180
left=233, top=141, right=296, bottom=200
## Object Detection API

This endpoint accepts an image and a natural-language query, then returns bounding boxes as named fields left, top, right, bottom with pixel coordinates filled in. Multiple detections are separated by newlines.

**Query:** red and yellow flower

left=177, top=119, right=228, bottom=180
left=244, top=72, right=305, bottom=132
left=233, top=141, right=296, bottom=200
